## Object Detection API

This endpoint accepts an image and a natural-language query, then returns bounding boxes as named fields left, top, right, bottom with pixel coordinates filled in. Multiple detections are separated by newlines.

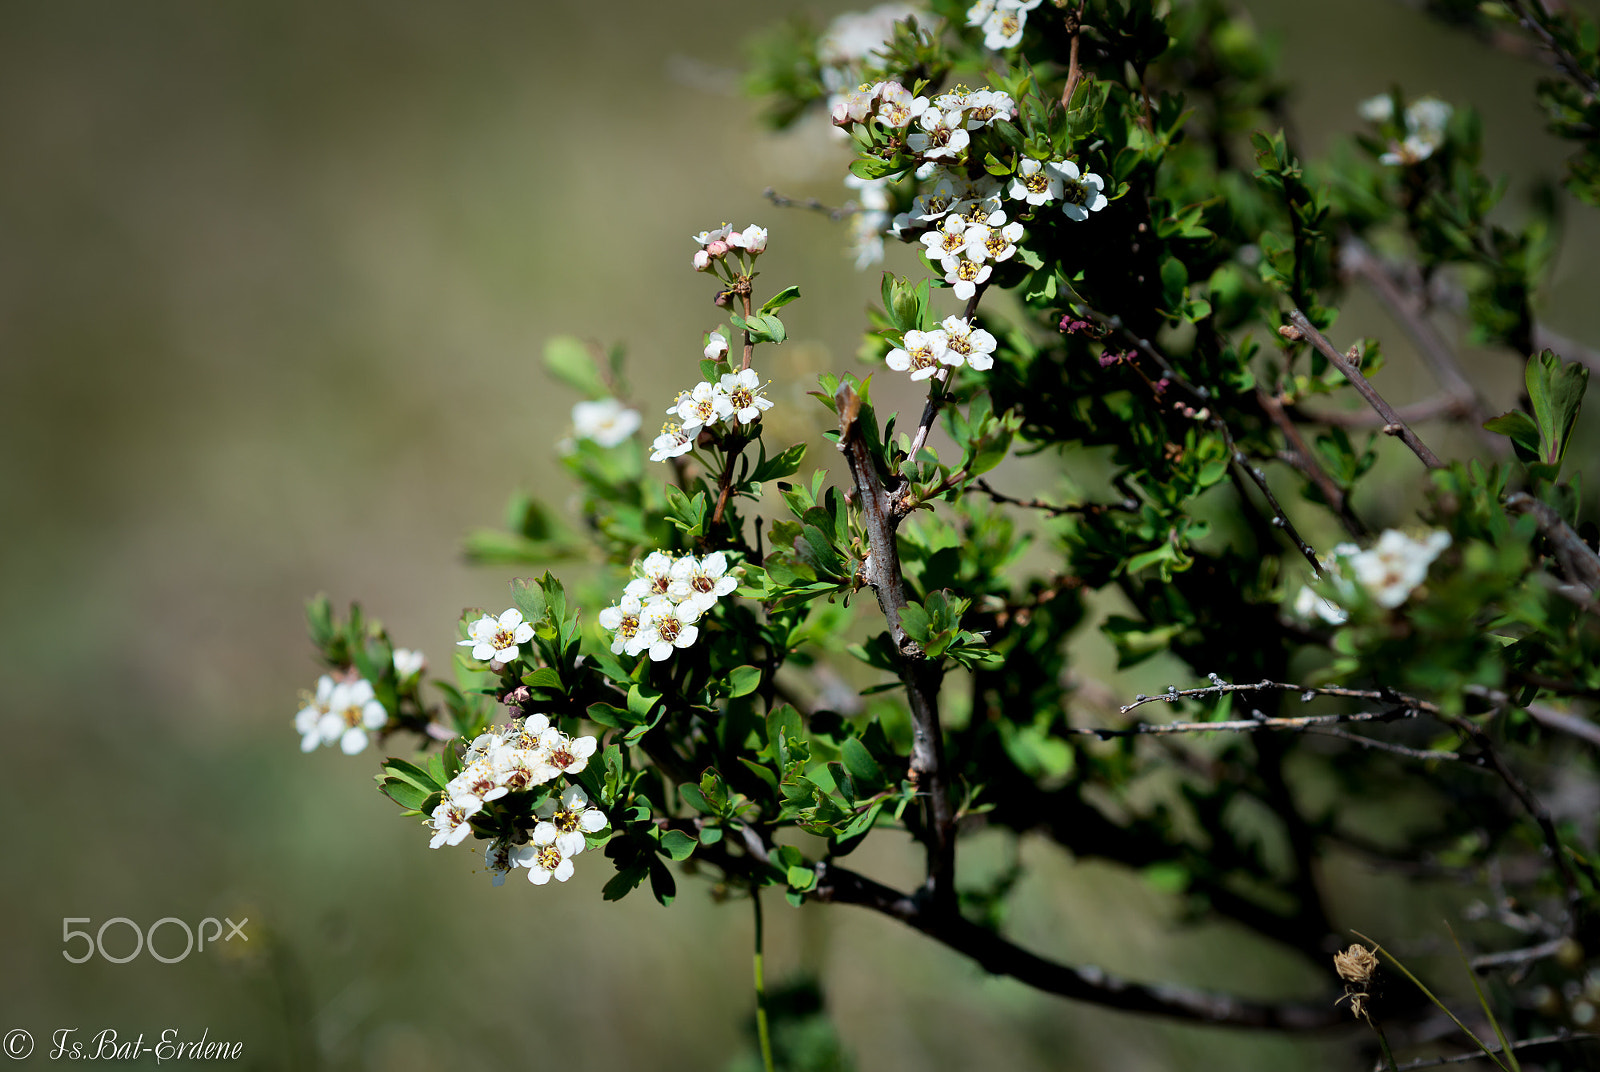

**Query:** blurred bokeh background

left=3, top=2, right=1598, bottom=1069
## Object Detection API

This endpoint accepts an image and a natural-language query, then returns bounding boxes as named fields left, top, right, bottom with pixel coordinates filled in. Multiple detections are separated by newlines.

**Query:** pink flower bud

left=693, top=249, right=711, bottom=271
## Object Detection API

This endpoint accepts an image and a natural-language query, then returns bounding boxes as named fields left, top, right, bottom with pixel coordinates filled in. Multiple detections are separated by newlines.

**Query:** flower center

left=551, top=746, right=575, bottom=769
left=536, top=845, right=562, bottom=870
left=341, top=705, right=364, bottom=728
left=651, top=576, right=670, bottom=595
left=940, top=231, right=965, bottom=254
left=908, top=344, right=939, bottom=370
left=555, top=810, right=581, bottom=833
left=956, top=260, right=982, bottom=281
left=693, top=575, right=715, bottom=594
left=618, top=614, right=639, bottom=638
left=947, top=335, right=972, bottom=357
left=730, top=386, right=754, bottom=410
left=986, top=233, right=1011, bottom=257
left=1064, top=180, right=1087, bottom=205
left=1024, top=172, right=1049, bottom=194
left=658, top=616, right=682, bottom=642
left=493, top=628, right=516, bottom=650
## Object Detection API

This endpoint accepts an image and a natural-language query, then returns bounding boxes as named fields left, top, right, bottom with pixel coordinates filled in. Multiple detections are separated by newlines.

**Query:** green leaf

left=521, top=666, right=563, bottom=690
left=660, top=829, right=698, bottom=861
left=898, top=601, right=931, bottom=644
left=759, top=285, right=802, bottom=314
left=382, top=758, right=442, bottom=792
left=1524, top=349, right=1589, bottom=472
left=840, top=736, right=884, bottom=792
left=727, top=665, right=763, bottom=698
left=1483, top=410, right=1541, bottom=462
left=679, top=783, right=717, bottom=815
left=510, top=578, right=548, bottom=628
left=543, top=336, right=608, bottom=398
left=602, top=862, right=649, bottom=902
left=586, top=703, right=634, bottom=729
left=379, top=778, right=432, bottom=811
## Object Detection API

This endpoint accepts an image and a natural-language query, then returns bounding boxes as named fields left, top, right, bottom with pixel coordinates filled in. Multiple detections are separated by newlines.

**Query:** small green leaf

left=660, top=829, right=698, bottom=861
left=727, top=665, right=762, bottom=698
left=543, top=336, right=607, bottom=398
left=679, top=783, right=716, bottom=815
left=840, top=737, right=883, bottom=791
left=510, top=577, right=548, bottom=628
left=759, top=285, right=801, bottom=314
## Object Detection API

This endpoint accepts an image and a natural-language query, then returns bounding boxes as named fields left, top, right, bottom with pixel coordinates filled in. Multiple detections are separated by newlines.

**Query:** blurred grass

left=1, top=2, right=1595, bottom=1069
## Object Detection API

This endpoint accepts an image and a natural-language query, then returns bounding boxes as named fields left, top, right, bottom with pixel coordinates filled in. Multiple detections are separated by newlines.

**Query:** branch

left=1339, top=238, right=1505, bottom=458
left=1298, top=393, right=1472, bottom=428
left=761, top=187, right=855, bottom=222
left=1257, top=388, right=1369, bottom=537
left=835, top=383, right=955, bottom=911
left=809, top=859, right=1345, bottom=1028
left=1385, top=1031, right=1599, bottom=1072
left=976, top=478, right=1139, bottom=518
left=1219, top=421, right=1326, bottom=575
left=1501, top=0, right=1600, bottom=94
left=1120, top=678, right=1441, bottom=716
left=1504, top=492, right=1600, bottom=597
left=1286, top=309, right=1444, bottom=470
left=1067, top=707, right=1430, bottom=740
left=1059, top=1, right=1087, bottom=109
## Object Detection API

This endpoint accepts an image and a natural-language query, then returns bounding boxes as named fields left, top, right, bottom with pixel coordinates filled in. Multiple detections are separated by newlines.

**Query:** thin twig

left=1384, top=1032, right=1599, bottom=1072
left=1068, top=707, right=1422, bottom=740
left=1504, top=492, right=1600, bottom=598
left=1469, top=935, right=1571, bottom=972
left=1257, top=388, right=1369, bottom=536
left=1220, top=421, right=1326, bottom=574
left=762, top=187, right=854, bottom=222
left=1340, top=239, right=1503, bottom=458
left=1300, top=394, right=1471, bottom=428
left=1059, top=1, right=1087, bottom=109
left=1501, top=0, right=1600, bottom=94
left=1120, top=679, right=1441, bottom=715
left=1287, top=309, right=1444, bottom=470
left=1309, top=725, right=1465, bottom=763
left=976, top=478, right=1139, bottom=517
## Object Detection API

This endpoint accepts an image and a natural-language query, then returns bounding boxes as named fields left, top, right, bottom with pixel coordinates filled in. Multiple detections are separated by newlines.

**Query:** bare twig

left=1257, top=388, right=1369, bottom=537
left=1121, top=679, right=1441, bottom=715
left=1300, top=394, right=1472, bottom=428
left=1287, top=309, right=1445, bottom=470
left=1059, top=1, right=1087, bottom=109
left=1068, top=707, right=1427, bottom=740
left=761, top=187, right=854, bottom=222
left=1220, top=421, right=1326, bottom=574
left=1310, top=726, right=1466, bottom=763
left=1340, top=239, right=1505, bottom=458
left=1384, top=1031, right=1599, bottom=1071
left=835, top=383, right=955, bottom=911
left=976, top=478, right=1139, bottom=517
left=1501, top=0, right=1600, bottom=94
left=1468, top=935, right=1572, bottom=972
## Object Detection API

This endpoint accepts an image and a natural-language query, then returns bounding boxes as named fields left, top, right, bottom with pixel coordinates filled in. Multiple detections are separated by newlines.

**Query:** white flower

left=1059, top=161, right=1109, bottom=221
left=959, top=89, right=1014, bottom=128
left=462, top=728, right=508, bottom=767
left=876, top=81, right=929, bottom=129
left=672, top=380, right=734, bottom=432
left=975, top=219, right=1023, bottom=264
left=939, top=315, right=998, bottom=371
left=920, top=214, right=970, bottom=263
left=1357, top=94, right=1394, bottom=123
left=536, top=785, right=610, bottom=857
left=979, top=1, right=1033, bottom=50
left=885, top=329, right=951, bottom=381
left=906, top=107, right=970, bottom=160
left=704, top=331, right=729, bottom=360
left=316, top=678, right=387, bottom=755
left=692, top=249, right=712, bottom=272
left=513, top=824, right=576, bottom=885
left=649, top=423, right=695, bottom=462
left=718, top=368, right=774, bottom=425
left=484, top=840, right=514, bottom=886
left=534, top=727, right=598, bottom=778
left=493, top=742, right=555, bottom=794
left=636, top=597, right=702, bottom=661
left=448, top=758, right=509, bottom=814
left=294, top=675, right=337, bottom=753
left=1348, top=529, right=1451, bottom=608
left=668, top=552, right=739, bottom=614
left=944, top=256, right=992, bottom=301
left=692, top=223, right=733, bottom=247
left=428, top=798, right=474, bottom=849
left=831, top=84, right=879, bottom=127
left=572, top=398, right=641, bottom=448
left=819, top=4, right=918, bottom=69
left=1008, top=157, right=1066, bottom=206
left=598, top=593, right=644, bottom=655
left=1375, top=97, right=1452, bottom=165
left=458, top=608, right=535, bottom=666
left=896, top=177, right=961, bottom=230
left=1294, top=584, right=1348, bottom=626
left=392, top=648, right=426, bottom=681
left=730, top=224, right=768, bottom=253
left=624, top=551, right=678, bottom=602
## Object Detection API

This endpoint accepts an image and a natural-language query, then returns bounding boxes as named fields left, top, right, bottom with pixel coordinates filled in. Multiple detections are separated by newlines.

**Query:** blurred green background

left=2, top=2, right=1597, bottom=1069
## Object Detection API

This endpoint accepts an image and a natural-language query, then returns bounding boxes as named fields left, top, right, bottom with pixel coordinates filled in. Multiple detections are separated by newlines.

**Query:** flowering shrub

left=297, top=2, right=1600, bottom=1067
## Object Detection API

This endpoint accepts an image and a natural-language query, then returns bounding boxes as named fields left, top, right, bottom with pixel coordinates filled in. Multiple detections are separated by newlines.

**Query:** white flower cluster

left=818, top=2, right=921, bottom=95
left=1294, top=529, right=1453, bottom=625
left=428, top=715, right=605, bottom=887
left=915, top=192, right=1022, bottom=299
left=294, top=674, right=389, bottom=755
left=1359, top=94, right=1452, bottom=166
left=458, top=607, right=535, bottom=667
left=886, top=315, right=997, bottom=381
left=571, top=398, right=640, bottom=448
left=650, top=365, right=774, bottom=462
left=691, top=222, right=768, bottom=273
left=967, top=0, right=1041, bottom=51
left=832, top=81, right=1016, bottom=170
left=599, top=550, right=739, bottom=661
